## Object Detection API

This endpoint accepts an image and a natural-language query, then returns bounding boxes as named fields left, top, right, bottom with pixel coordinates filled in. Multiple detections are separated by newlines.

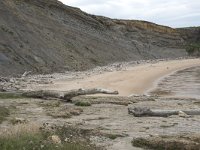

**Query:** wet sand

left=42, top=58, right=200, bottom=96
left=151, top=66, right=200, bottom=98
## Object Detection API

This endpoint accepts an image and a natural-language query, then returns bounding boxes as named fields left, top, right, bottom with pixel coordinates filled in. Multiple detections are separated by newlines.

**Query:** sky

left=59, top=0, right=200, bottom=28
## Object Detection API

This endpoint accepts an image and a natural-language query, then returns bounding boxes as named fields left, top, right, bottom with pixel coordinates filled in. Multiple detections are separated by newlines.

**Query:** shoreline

left=145, top=64, right=200, bottom=96
left=36, top=58, right=200, bottom=96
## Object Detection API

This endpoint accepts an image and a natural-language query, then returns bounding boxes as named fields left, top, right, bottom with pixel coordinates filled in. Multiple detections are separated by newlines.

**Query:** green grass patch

left=75, top=101, right=91, bottom=107
left=0, top=92, right=24, bottom=99
left=0, top=106, right=9, bottom=123
left=0, top=133, right=92, bottom=150
left=0, top=126, right=97, bottom=150
left=186, top=43, right=200, bottom=56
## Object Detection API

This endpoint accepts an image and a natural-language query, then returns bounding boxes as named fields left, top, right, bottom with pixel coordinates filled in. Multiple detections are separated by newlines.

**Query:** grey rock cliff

left=0, top=0, right=197, bottom=76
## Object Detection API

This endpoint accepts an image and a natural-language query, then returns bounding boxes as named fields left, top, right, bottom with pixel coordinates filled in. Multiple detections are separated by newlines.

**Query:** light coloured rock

left=178, top=111, right=190, bottom=118
left=64, top=137, right=69, bottom=142
left=51, top=135, right=61, bottom=144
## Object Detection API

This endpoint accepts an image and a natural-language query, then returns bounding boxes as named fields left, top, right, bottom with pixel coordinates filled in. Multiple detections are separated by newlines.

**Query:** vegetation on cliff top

left=186, top=43, right=200, bottom=56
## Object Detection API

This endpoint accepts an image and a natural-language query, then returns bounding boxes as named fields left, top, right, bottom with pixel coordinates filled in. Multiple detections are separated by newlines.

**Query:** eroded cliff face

left=0, top=0, right=191, bottom=76
left=95, top=17, right=178, bottom=34
left=177, top=27, right=200, bottom=56
left=92, top=16, right=185, bottom=48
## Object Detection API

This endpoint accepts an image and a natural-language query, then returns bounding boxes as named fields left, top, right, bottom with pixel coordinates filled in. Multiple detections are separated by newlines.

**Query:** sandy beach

left=42, top=58, right=200, bottom=96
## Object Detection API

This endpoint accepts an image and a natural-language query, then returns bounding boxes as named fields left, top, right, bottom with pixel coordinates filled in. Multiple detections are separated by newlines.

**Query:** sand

left=42, top=58, right=200, bottom=96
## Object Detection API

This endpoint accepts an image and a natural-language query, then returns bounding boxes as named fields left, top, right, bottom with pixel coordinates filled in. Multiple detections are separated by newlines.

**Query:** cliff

left=177, top=27, right=200, bottom=56
left=0, top=0, right=196, bottom=76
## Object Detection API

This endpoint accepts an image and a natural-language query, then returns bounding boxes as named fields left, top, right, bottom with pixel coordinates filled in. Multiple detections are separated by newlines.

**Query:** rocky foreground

left=0, top=59, right=200, bottom=150
left=0, top=94, right=200, bottom=150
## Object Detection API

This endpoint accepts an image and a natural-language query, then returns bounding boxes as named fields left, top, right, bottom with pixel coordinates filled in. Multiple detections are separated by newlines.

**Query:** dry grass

left=37, top=101, right=61, bottom=108
left=0, top=123, right=99, bottom=150
left=0, top=123, right=40, bottom=138
left=46, top=107, right=83, bottom=119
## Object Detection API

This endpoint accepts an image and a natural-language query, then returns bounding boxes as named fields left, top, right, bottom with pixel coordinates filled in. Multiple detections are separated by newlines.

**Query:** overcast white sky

left=59, top=0, right=200, bottom=28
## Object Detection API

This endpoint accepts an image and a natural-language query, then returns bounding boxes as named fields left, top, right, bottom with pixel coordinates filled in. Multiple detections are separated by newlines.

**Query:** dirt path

left=38, top=59, right=200, bottom=96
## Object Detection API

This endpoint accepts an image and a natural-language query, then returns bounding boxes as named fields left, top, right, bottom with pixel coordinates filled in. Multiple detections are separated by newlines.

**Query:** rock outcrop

left=0, top=0, right=198, bottom=76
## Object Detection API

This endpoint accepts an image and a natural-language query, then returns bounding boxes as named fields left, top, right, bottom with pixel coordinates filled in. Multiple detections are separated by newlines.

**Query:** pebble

left=51, top=135, right=61, bottom=144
